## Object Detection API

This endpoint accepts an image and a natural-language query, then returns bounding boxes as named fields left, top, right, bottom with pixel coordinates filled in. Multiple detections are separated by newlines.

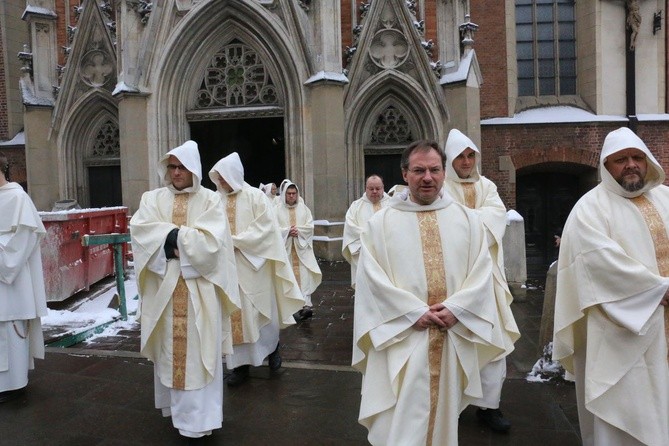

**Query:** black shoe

left=268, top=343, right=282, bottom=371
left=293, top=306, right=313, bottom=322
left=226, top=365, right=250, bottom=387
left=0, top=386, right=26, bottom=403
left=476, top=408, right=511, bottom=433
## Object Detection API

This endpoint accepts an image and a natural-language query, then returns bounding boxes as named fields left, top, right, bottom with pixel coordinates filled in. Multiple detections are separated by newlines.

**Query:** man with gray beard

left=554, top=127, right=669, bottom=446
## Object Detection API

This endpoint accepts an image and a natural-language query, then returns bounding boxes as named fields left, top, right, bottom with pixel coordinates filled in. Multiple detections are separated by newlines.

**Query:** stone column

left=304, top=1, right=348, bottom=260
left=24, top=106, right=58, bottom=210
left=117, top=93, right=150, bottom=214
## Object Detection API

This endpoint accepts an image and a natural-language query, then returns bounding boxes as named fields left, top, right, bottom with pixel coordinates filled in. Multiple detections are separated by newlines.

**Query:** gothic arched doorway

left=190, top=117, right=285, bottom=191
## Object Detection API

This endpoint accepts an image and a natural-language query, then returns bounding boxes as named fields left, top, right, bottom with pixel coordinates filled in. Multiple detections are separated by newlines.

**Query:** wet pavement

left=0, top=262, right=582, bottom=445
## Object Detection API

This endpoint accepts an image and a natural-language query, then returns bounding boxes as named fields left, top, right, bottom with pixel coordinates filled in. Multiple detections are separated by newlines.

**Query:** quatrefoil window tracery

left=90, top=120, right=120, bottom=158
left=370, top=106, right=414, bottom=144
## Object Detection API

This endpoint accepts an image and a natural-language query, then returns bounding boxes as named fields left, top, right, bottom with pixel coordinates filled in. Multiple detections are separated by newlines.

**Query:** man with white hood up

left=443, top=129, right=520, bottom=432
left=553, top=127, right=669, bottom=446
left=130, top=141, right=240, bottom=440
left=274, top=181, right=322, bottom=321
left=209, top=153, right=304, bottom=386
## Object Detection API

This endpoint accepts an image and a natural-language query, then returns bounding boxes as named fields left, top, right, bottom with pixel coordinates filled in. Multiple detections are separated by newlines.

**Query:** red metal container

left=39, top=207, right=128, bottom=302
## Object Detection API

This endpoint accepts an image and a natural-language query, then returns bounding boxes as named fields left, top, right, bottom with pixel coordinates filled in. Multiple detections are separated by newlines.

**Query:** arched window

left=516, top=0, right=576, bottom=96
left=195, top=40, right=280, bottom=108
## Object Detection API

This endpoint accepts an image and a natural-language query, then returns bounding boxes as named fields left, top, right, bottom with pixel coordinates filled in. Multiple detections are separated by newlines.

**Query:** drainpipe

left=625, top=2, right=638, bottom=132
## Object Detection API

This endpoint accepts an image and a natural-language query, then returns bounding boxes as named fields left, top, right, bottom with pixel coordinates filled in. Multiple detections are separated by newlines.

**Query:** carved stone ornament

left=91, top=120, right=120, bottom=158
left=368, top=29, right=409, bottom=69
left=80, top=49, right=114, bottom=87
left=298, top=0, right=312, bottom=11
left=370, top=105, right=413, bottom=145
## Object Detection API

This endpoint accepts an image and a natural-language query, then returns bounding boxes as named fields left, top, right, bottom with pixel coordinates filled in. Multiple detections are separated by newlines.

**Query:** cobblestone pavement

left=0, top=262, right=582, bottom=445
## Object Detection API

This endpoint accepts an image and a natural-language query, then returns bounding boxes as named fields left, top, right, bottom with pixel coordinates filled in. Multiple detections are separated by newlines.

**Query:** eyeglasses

left=167, top=164, right=188, bottom=172
left=407, top=167, right=443, bottom=175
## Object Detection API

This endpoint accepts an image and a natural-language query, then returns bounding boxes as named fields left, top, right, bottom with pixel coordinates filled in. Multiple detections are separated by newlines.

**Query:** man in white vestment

left=209, top=153, right=304, bottom=386
left=342, top=174, right=390, bottom=287
left=130, top=141, right=240, bottom=439
left=353, top=140, right=505, bottom=446
left=553, top=127, right=669, bottom=446
left=274, top=182, right=322, bottom=321
left=0, top=152, right=47, bottom=403
left=444, top=129, right=520, bottom=432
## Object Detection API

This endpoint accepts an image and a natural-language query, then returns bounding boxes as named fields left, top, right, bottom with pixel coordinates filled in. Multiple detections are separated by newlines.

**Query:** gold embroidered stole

left=171, top=194, right=189, bottom=390
left=416, top=210, right=447, bottom=446
left=289, top=207, right=301, bottom=287
left=630, top=195, right=669, bottom=351
left=461, top=183, right=477, bottom=209
left=373, top=201, right=381, bottom=213
left=226, top=194, right=244, bottom=345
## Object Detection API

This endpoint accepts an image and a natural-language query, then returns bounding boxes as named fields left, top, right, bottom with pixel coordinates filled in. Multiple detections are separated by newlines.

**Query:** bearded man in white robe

left=354, top=140, right=505, bottom=446
left=443, top=129, right=520, bottom=432
left=342, top=174, right=390, bottom=287
left=130, top=141, right=240, bottom=439
left=209, top=153, right=304, bottom=386
left=0, top=152, right=47, bottom=403
left=274, top=181, right=322, bottom=321
left=553, top=126, right=669, bottom=446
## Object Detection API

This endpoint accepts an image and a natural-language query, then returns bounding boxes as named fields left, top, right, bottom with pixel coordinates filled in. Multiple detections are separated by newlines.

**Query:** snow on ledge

left=23, top=5, right=57, bottom=19
left=482, top=106, right=627, bottom=125
left=0, top=131, right=25, bottom=146
left=112, top=81, right=140, bottom=96
left=313, top=219, right=344, bottom=226
left=506, top=209, right=523, bottom=224
left=440, top=50, right=474, bottom=85
left=304, top=71, right=349, bottom=85
left=313, top=236, right=343, bottom=242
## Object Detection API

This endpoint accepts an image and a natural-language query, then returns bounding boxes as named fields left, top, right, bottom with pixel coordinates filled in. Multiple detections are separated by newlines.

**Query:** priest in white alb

left=130, top=141, right=240, bottom=439
left=553, top=127, right=669, bottom=446
left=0, top=152, right=48, bottom=403
left=444, top=129, right=520, bottom=432
left=342, top=174, right=390, bottom=287
left=353, top=140, right=505, bottom=446
left=209, top=153, right=304, bottom=386
left=274, top=181, right=322, bottom=321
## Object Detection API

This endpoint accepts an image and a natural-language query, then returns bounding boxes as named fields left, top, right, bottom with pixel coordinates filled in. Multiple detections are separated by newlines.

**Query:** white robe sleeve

left=600, top=280, right=669, bottom=334
left=0, top=226, right=39, bottom=285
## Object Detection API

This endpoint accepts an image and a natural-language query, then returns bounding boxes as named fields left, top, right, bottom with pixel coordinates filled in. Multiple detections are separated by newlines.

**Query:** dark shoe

left=293, top=306, right=313, bottom=322
left=226, top=365, right=250, bottom=387
left=476, top=408, right=511, bottom=433
left=268, top=343, right=282, bottom=371
left=0, top=386, right=26, bottom=403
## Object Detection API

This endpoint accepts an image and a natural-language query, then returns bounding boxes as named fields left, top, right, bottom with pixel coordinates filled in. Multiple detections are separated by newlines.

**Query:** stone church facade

left=13, top=0, right=481, bottom=259
left=3, top=0, right=669, bottom=269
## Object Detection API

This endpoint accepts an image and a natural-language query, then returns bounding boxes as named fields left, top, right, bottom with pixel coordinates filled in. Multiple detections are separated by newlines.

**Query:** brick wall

left=0, top=21, right=7, bottom=140
left=341, top=0, right=353, bottom=66
left=424, top=0, right=438, bottom=60
left=0, top=146, right=27, bottom=188
left=471, top=0, right=509, bottom=119
left=481, top=122, right=669, bottom=208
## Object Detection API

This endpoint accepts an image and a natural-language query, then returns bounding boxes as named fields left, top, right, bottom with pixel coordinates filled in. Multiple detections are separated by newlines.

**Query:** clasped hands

left=413, top=303, right=458, bottom=331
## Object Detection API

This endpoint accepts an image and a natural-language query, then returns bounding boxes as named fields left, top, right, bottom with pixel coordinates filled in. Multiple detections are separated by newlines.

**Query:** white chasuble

left=342, top=193, right=390, bottom=287
left=131, top=187, right=240, bottom=391
left=353, top=195, right=504, bottom=446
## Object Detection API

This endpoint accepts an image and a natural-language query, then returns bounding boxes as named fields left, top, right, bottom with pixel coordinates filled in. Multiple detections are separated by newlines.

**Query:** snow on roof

left=440, top=50, right=475, bottom=85
left=0, top=131, right=25, bottom=146
left=22, top=5, right=57, bottom=19
left=313, top=219, right=345, bottom=226
left=482, top=106, right=627, bottom=125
